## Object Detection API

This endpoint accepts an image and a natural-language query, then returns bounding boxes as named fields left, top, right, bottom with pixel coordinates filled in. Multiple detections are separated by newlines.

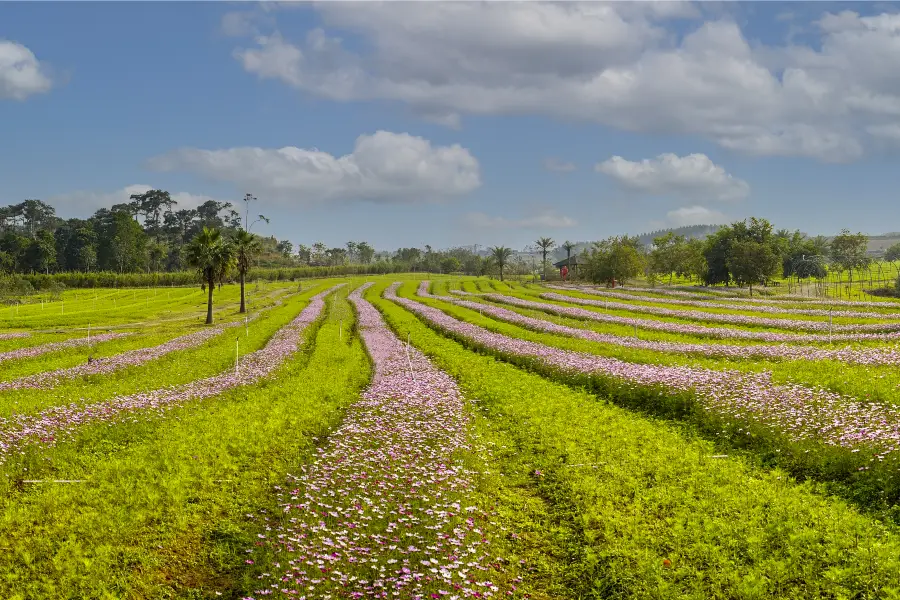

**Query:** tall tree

left=490, top=246, right=513, bottom=281
left=726, top=239, right=780, bottom=296
left=829, top=229, right=870, bottom=292
left=234, top=229, right=261, bottom=314
left=535, top=237, right=555, bottom=280
left=885, top=242, right=900, bottom=263
left=583, top=236, right=646, bottom=286
left=186, top=227, right=235, bottom=325
left=356, top=241, right=375, bottom=264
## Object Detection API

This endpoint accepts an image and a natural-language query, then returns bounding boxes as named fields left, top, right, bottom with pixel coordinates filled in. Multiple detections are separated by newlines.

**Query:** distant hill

left=634, top=224, right=723, bottom=248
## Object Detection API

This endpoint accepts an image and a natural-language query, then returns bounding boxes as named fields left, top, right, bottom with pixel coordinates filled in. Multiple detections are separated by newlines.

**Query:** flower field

left=5, top=276, right=900, bottom=597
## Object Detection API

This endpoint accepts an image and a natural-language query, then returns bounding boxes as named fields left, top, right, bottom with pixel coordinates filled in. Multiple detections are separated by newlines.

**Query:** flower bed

left=421, top=283, right=900, bottom=367
left=389, top=284, right=900, bottom=473
left=462, top=290, right=900, bottom=343
left=550, top=285, right=900, bottom=319
left=0, top=286, right=339, bottom=465
left=0, top=332, right=132, bottom=364
left=540, top=292, right=900, bottom=332
left=244, top=283, right=506, bottom=599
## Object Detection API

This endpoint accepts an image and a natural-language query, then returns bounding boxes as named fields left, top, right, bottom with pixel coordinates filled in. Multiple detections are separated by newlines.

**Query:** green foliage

left=726, top=239, right=780, bottom=294
left=830, top=229, right=871, bottom=281
left=369, top=282, right=900, bottom=599
left=583, top=236, right=645, bottom=285
left=886, top=243, right=900, bottom=263
left=490, top=246, right=514, bottom=281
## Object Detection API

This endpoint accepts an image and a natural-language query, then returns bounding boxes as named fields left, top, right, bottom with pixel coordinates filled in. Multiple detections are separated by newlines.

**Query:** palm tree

left=562, top=240, right=576, bottom=276
left=186, top=227, right=235, bottom=324
left=234, top=229, right=261, bottom=313
left=536, top=237, right=555, bottom=280
left=490, top=246, right=514, bottom=281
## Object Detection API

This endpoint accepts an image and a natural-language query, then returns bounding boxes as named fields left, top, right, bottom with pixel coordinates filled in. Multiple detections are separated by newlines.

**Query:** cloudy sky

left=3, top=1, right=900, bottom=250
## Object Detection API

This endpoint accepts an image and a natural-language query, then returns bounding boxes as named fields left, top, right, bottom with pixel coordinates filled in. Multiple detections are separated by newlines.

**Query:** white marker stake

left=245, top=315, right=249, bottom=337
left=235, top=339, right=239, bottom=377
left=340, top=319, right=343, bottom=341
left=88, top=323, right=91, bottom=343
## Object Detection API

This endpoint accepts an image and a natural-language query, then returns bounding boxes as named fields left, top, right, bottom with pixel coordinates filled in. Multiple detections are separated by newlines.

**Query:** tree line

left=571, top=217, right=896, bottom=296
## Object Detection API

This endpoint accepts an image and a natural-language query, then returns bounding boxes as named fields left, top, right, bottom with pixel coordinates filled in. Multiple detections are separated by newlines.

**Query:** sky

left=3, top=1, right=900, bottom=251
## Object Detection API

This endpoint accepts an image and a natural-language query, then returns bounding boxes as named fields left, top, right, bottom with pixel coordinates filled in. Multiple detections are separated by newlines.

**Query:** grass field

left=4, top=274, right=900, bottom=598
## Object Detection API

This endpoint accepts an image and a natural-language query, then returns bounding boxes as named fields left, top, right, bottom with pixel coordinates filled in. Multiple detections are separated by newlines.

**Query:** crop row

left=0, top=286, right=339, bottom=465
left=466, top=290, right=900, bottom=343
left=246, top=283, right=508, bottom=598
left=368, top=282, right=900, bottom=598
left=388, top=282, right=900, bottom=501
left=0, top=333, right=132, bottom=364
left=552, top=285, right=900, bottom=319
left=422, top=284, right=900, bottom=367
left=540, top=291, right=900, bottom=332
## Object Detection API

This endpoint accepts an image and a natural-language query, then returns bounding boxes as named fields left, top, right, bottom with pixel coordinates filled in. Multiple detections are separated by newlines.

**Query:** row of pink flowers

left=539, top=291, right=900, bottom=333
left=0, top=333, right=132, bottom=365
left=0, top=287, right=339, bottom=465
left=455, top=290, right=900, bottom=343
left=0, top=333, right=30, bottom=341
left=390, top=283, right=900, bottom=458
left=0, top=305, right=274, bottom=391
left=421, top=283, right=900, bottom=367
left=244, top=283, right=507, bottom=599
left=620, top=285, right=900, bottom=309
left=548, top=285, right=900, bottom=320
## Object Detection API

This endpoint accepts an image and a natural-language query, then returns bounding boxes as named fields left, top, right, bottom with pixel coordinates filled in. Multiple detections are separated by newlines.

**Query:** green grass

left=0, top=289, right=370, bottom=599
left=0, top=283, right=328, bottom=423
left=368, top=282, right=900, bottom=599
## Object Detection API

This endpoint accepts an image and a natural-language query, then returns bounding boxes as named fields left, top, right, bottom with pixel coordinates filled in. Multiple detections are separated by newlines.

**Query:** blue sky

left=3, top=1, right=900, bottom=251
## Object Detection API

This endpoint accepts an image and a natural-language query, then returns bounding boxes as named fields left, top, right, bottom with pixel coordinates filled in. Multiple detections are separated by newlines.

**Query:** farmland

left=4, top=276, right=900, bottom=598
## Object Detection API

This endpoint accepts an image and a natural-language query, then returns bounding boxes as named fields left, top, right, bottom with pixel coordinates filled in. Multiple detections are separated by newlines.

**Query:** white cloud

left=229, top=3, right=900, bottom=162
left=221, top=11, right=273, bottom=38
left=596, top=153, right=750, bottom=202
left=48, top=185, right=218, bottom=217
left=543, top=158, right=576, bottom=173
left=665, top=205, right=730, bottom=227
left=465, top=210, right=576, bottom=230
left=0, top=40, right=52, bottom=100
left=146, top=130, right=481, bottom=204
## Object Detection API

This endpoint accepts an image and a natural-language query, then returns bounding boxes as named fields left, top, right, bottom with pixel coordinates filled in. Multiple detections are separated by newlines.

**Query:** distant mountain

left=634, top=224, right=723, bottom=247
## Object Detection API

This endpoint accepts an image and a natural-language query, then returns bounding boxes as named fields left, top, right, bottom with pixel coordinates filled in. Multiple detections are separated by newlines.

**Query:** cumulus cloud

left=665, top=205, right=730, bottom=227
left=543, top=158, right=576, bottom=173
left=595, top=153, right=750, bottom=202
left=465, top=210, right=576, bottom=230
left=146, top=131, right=481, bottom=204
left=0, top=40, right=52, bottom=100
left=229, top=3, right=900, bottom=162
left=48, top=185, right=218, bottom=217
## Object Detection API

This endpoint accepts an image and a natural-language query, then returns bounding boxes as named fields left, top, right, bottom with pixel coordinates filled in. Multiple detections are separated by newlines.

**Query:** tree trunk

left=206, top=277, right=214, bottom=324
left=749, top=283, right=753, bottom=297
left=239, top=270, right=246, bottom=314
left=500, top=266, right=504, bottom=281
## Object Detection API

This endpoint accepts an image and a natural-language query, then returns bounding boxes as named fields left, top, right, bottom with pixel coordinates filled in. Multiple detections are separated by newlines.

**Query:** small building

left=553, top=256, right=580, bottom=279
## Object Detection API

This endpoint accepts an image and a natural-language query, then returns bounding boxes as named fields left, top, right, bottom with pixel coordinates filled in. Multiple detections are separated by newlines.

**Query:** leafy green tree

left=275, top=240, right=293, bottom=258
left=490, top=246, right=513, bottom=281
left=356, top=242, right=375, bottom=264
left=234, top=229, right=261, bottom=314
left=583, top=236, right=646, bottom=286
left=726, top=239, right=780, bottom=296
left=884, top=242, right=900, bottom=263
left=186, top=227, right=235, bottom=325
left=24, top=230, right=57, bottom=274
left=650, top=232, right=689, bottom=285
left=535, top=237, right=555, bottom=279
left=829, top=229, right=870, bottom=290
left=440, top=256, right=461, bottom=274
